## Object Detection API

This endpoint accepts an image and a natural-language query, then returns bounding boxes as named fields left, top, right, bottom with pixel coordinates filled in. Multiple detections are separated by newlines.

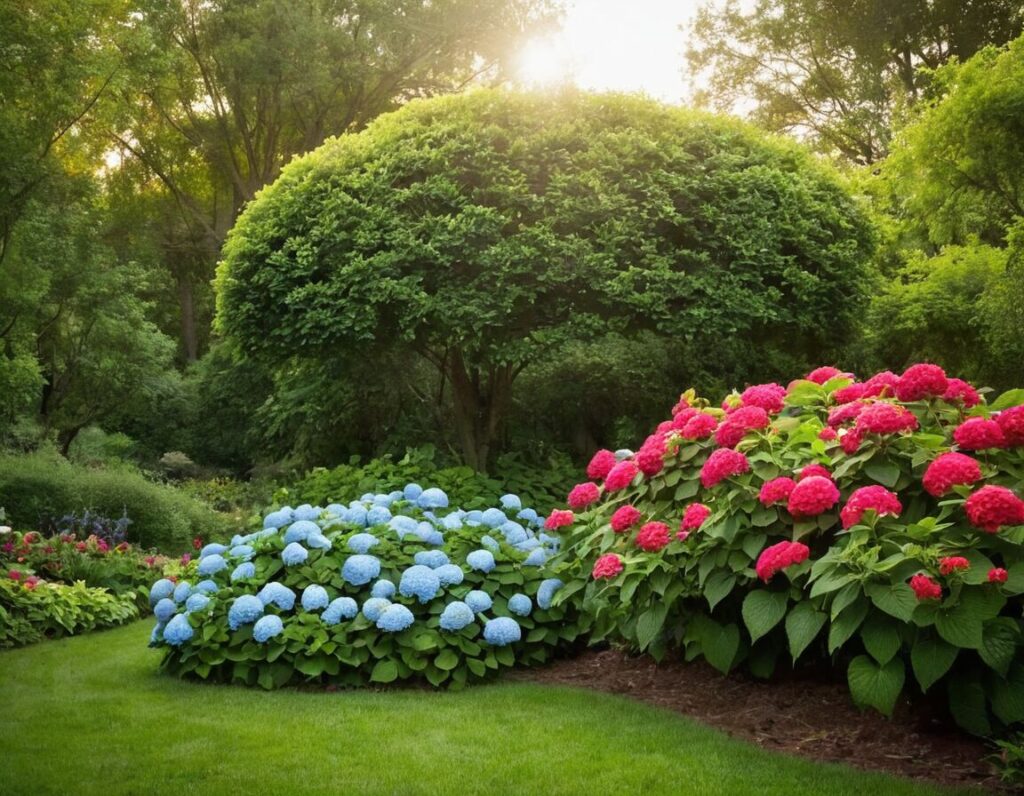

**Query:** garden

left=3, top=2, right=1024, bottom=794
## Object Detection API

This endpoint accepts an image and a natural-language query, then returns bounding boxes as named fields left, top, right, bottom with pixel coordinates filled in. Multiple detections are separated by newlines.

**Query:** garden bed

left=520, top=648, right=1000, bottom=791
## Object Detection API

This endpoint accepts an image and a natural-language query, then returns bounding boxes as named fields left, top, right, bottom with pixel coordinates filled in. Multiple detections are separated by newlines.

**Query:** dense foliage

left=149, top=485, right=580, bottom=688
left=553, top=364, right=1024, bottom=734
left=0, top=454, right=224, bottom=550
left=217, top=89, right=874, bottom=469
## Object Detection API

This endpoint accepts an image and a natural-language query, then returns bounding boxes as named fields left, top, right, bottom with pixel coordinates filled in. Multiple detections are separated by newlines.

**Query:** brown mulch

left=515, top=648, right=1006, bottom=792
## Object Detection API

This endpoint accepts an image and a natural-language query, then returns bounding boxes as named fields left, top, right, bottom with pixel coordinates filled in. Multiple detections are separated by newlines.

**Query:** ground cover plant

left=149, top=485, right=579, bottom=688
left=552, top=363, right=1024, bottom=735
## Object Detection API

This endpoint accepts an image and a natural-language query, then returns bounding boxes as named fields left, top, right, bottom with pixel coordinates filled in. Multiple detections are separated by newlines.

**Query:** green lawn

left=0, top=622, right=968, bottom=796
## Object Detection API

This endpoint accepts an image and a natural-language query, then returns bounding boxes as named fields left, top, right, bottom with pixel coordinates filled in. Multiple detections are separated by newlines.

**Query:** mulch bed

left=517, top=648, right=1005, bottom=792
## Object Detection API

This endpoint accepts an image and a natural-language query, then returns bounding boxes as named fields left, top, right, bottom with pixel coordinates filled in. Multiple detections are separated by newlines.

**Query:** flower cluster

left=755, top=541, right=810, bottom=582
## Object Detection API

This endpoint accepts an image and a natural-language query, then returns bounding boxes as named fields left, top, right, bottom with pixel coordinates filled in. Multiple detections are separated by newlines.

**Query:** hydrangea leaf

left=847, top=655, right=904, bottom=717
left=910, top=637, right=958, bottom=693
left=742, top=589, right=788, bottom=644
left=785, top=600, right=826, bottom=662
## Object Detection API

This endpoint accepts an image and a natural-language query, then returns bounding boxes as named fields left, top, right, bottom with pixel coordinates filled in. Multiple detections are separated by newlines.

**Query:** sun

left=515, top=37, right=574, bottom=87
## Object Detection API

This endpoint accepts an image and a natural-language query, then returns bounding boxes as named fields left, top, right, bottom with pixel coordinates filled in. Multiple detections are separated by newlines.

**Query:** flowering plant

left=148, top=485, right=580, bottom=689
left=553, top=367, right=1024, bottom=734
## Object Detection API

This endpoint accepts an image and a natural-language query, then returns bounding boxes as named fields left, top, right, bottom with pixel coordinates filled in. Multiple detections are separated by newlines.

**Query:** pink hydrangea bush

left=547, top=366, right=1024, bottom=733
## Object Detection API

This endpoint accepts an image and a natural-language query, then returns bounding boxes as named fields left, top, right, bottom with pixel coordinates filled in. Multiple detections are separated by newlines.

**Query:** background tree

left=216, top=90, right=874, bottom=470
left=688, top=0, right=1024, bottom=164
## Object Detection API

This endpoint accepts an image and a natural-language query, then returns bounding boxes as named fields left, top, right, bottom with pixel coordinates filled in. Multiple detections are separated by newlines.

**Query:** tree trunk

left=178, top=275, right=199, bottom=362
left=446, top=348, right=513, bottom=472
left=57, top=425, right=82, bottom=457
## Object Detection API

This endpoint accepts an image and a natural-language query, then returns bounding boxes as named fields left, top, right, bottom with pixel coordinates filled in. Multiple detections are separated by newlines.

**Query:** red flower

left=671, top=407, right=698, bottom=430
left=23, top=575, right=41, bottom=590
left=740, top=383, right=786, bottom=414
left=862, top=371, right=899, bottom=398
left=567, top=482, right=601, bottom=509
left=910, top=574, right=942, bottom=600
left=8, top=569, right=21, bottom=581
left=828, top=402, right=864, bottom=428
left=996, top=406, right=1024, bottom=447
left=799, top=463, right=831, bottom=481
left=604, top=460, right=640, bottom=492
left=192, top=536, right=203, bottom=550
left=922, top=452, right=982, bottom=497
left=819, top=428, right=837, bottom=441
left=545, top=509, right=575, bottom=530
left=938, top=556, right=970, bottom=576
left=700, top=448, right=750, bottom=488
left=965, top=485, right=1024, bottom=532
left=953, top=417, right=1006, bottom=451
left=759, top=477, right=796, bottom=506
left=611, top=505, right=642, bottom=532
left=680, top=503, right=711, bottom=531
left=116, top=542, right=129, bottom=553
left=681, top=412, right=718, bottom=440
left=671, top=396, right=694, bottom=416
left=144, top=556, right=157, bottom=567
left=636, top=521, right=671, bottom=552
left=840, top=485, right=902, bottom=529
left=855, top=402, right=919, bottom=435
left=592, top=553, right=624, bottom=580
left=805, top=366, right=845, bottom=384
left=75, top=542, right=87, bottom=552
left=833, top=383, right=868, bottom=404
left=988, top=567, right=1009, bottom=584
left=942, top=378, right=981, bottom=408
left=787, top=476, right=840, bottom=517
left=839, top=429, right=862, bottom=454
left=180, top=553, right=192, bottom=565
left=894, top=363, right=949, bottom=402
left=636, top=436, right=666, bottom=476
left=714, top=406, right=770, bottom=448
left=755, top=541, right=810, bottom=581
left=586, top=449, right=618, bottom=480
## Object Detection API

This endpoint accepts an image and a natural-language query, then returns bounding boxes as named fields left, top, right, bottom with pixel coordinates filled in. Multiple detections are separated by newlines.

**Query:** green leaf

left=864, top=458, right=901, bottom=488
left=751, top=506, right=777, bottom=528
left=990, top=388, right=1024, bottom=410
left=933, top=591, right=997, bottom=649
left=434, top=649, right=459, bottom=671
left=702, top=621, right=741, bottom=674
left=636, top=603, right=668, bottom=651
left=948, top=678, right=991, bottom=736
left=865, top=582, right=917, bottom=622
left=847, top=655, right=905, bottom=717
left=992, top=665, right=1024, bottom=724
left=674, top=480, right=700, bottom=500
left=785, top=601, right=826, bottom=662
left=747, top=643, right=778, bottom=680
left=979, top=617, right=1019, bottom=676
left=370, top=659, right=399, bottom=683
left=859, top=615, right=901, bottom=664
left=910, top=637, right=958, bottom=693
left=704, top=571, right=736, bottom=611
left=829, top=598, right=870, bottom=654
left=742, top=590, right=789, bottom=644
left=830, top=581, right=861, bottom=620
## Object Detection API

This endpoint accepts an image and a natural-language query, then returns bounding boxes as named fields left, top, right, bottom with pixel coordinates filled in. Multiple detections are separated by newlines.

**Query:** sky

left=514, top=0, right=708, bottom=103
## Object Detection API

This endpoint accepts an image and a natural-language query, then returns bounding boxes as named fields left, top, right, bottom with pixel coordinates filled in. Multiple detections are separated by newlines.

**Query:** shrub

left=0, top=576, right=139, bottom=648
left=553, top=364, right=1024, bottom=735
left=148, top=485, right=581, bottom=688
left=0, top=454, right=224, bottom=551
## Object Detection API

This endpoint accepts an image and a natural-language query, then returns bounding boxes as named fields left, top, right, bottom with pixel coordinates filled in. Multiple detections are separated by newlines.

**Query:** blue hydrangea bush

left=148, top=485, right=580, bottom=688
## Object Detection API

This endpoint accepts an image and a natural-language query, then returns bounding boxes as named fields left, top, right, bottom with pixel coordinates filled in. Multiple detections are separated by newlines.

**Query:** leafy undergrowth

left=0, top=622, right=956, bottom=796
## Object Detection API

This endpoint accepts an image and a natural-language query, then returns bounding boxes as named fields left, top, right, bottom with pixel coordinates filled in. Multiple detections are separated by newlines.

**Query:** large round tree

left=216, top=90, right=874, bottom=469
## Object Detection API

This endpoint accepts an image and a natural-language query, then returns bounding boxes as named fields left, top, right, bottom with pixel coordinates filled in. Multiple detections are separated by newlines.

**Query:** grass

left=0, top=622, right=969, bottom=796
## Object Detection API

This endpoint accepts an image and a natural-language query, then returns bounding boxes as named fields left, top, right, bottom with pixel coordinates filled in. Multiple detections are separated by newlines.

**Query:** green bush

left=0, top=577, right=139, bottom=648
left=150, top=485, right=581, bottom=689
left=0, top=454, right=224, bottom=551
left=555, top=364, right=1024, bottom=735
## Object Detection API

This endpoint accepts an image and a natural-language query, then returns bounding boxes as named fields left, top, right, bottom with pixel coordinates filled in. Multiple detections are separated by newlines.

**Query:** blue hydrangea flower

left=263, top=509, right=291, bottom=529
left=399, top=565, right=440, bottom=603
left=258, top=582, right=296, bottom=611
left=231, top=562, right=255, bottom=582
left=253, top=615, right=284, bottom=643
left=197, top=553, right=228, bottom=576
left=371, top=579, right=396, bottom=599
left=200, top=542, right=228, bottom=558
left=414, top=550, right=449, bottom=569
left=164, top=614, right=194, bottom=646
left=321, top=597, right=358, bottom=626
left=435, top=564, right=464, bottom=586
left=501, top=523, right=528, bottom=546
left=346, top=505, right=368, bottom=528
left=229, top=595, right=264, bottom=629
left=362, top=597, right=392, bottom=622
left=185, top=593, right=211, bottom=613
left=465, top=590, right=492, bottom=613
left=149, top=578, right=175, bottom=605
left=439, top=601, right=475, bottom=631
left=173, top=581, right=192, bottom=604
left=508, top=593, right=532, bottom=617
left=466, top=549, right=496, bottom=573
left=325, top=503, right=346, bottom=517
left=523, top=548, right=547, bottom=567
left=416, top=487, right=449, bottom=509
left=229, top=544, right=255, bottom=560
left=481, top=534, right=500, bottom=552
left=403, top=483, right=423, bottom=501
left=284, top=520, right=319, bottom=544
left=347, top=533, right=379, bottom=554
left=537, top=578, right=564, bottom=610
left=196, top=579, right=219, bottom=594
left=301, top=585, right=329, bottom=612
left=359, top=492, right=374, bottom=503
left=366, top=506, right=392, bottom=526
left=154, top=597, right=177, bottom=623
left=483, top=617, right=521, bottom=646
left=517, top=507, right=539, bottom=525
left=481, top=508, right=508, bottom=528
left=342, top=554, right=381, bottom=586
left=282, top=542, right=309, bottom=566
left=149, top=622, right=164, bottom=646
left=293, top=504, right=321, bottom=522
left=500, top=494, right=522, bottom=511
left=464, top=510, right=483, bottom=526
left=388, top=490, right=404, bottom=503
left=372, top=493, right=393, bottom=507
left=389, top=516, right=417, bottom=539
left=442, top=513, right=463, bottom=530
left=516, top=537, right=541, bottom=552
left=306, top=533, right=332, bottom=550
left=376, top=604, right=415, bottom=632
left=419, top=529, right=444, bottom=546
